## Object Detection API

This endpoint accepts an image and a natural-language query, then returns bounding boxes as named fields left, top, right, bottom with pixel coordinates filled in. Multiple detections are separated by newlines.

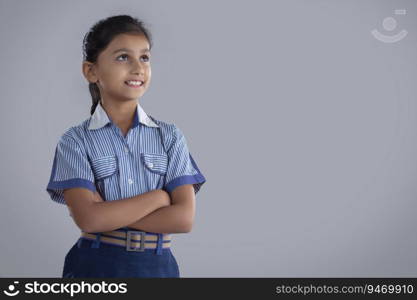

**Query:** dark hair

left=82, top=15, right=153, bottom=115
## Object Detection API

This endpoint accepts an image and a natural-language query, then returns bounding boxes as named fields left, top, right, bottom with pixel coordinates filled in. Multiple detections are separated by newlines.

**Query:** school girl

left=46, top=15, right=206, bottom=278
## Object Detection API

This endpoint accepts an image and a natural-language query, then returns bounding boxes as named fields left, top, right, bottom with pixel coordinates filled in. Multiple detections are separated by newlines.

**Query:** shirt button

left=128, top=178, right=133, bottom=185
left=124, top=147, right=129, bottom=153
left=148, top=162, right=153, bottom=168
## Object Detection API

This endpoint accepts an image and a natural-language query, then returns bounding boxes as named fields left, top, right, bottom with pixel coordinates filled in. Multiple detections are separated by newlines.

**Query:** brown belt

left=80, top=230, right=172, bottom=252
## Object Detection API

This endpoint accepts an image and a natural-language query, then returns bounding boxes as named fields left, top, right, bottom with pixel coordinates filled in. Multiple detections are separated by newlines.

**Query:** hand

left=156, top=189, right=171, bottom=207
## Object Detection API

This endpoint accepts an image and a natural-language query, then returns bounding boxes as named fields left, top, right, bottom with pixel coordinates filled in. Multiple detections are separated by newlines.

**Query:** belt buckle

left=126, top=231, right=146, bottom=252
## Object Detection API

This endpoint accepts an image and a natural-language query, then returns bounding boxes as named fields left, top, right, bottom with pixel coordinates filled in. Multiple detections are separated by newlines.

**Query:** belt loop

left=91, top=233, right=101, bottom=248
left=155, top=233, right=163, bottom=255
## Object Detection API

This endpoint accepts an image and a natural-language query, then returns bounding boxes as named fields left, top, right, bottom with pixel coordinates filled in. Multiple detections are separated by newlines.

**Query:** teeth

left=126, top=81, right=143, bottom=86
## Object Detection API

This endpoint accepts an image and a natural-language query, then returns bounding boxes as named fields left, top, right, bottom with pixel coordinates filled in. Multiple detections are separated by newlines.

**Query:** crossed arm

left=90, top=184, right=196, bottom=234
left=127, top=184, right=196, bottom=234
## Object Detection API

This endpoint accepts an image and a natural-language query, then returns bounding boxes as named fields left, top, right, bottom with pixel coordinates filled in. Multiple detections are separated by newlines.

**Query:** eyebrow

left=112, top=48, right=150, bottom=54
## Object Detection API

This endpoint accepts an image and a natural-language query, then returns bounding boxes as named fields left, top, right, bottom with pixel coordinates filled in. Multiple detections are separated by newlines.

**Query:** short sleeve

left=163, top=126, right=206, bottom=195
left=46, top=133, right=96, bottom=205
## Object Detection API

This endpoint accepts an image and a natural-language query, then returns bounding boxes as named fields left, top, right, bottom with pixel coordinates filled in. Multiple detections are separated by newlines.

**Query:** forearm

left=127, top=204, right=191, bottom=234
left=85, top=189, right=168, bottom=233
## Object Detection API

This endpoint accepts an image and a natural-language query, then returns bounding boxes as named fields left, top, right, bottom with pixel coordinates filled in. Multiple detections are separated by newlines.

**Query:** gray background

left=0, top=0, right=416, bottom=277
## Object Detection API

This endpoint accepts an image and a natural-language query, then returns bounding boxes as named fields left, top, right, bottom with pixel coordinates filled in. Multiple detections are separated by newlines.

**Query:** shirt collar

left=88, top=101, right=159, bottom=130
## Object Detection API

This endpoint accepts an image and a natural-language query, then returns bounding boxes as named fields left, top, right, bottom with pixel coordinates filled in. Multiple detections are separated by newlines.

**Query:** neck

left=100, top=99, right=138, bottom=128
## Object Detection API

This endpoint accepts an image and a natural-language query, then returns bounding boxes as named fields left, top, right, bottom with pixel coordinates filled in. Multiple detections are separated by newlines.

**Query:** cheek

left=146, top=70, right=151, bottom=84
left=101, top=68, right=119, bottom=82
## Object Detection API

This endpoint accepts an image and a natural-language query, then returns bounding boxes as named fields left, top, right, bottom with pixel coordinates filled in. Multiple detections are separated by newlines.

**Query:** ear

left=82, top=61, right=98, bottom=83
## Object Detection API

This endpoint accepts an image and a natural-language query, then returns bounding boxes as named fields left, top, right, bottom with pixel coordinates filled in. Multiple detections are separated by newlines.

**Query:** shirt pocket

left=90, top=155, right=119, bottom=200
left=141, top=153, right=168, bottom=175
left=90, top=155, right=118, bottom=180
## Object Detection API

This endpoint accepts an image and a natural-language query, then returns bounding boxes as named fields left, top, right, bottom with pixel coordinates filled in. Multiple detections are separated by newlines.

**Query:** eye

left=140, top=55, right=150, bottom=62
left=116, top=54, right=129, bottom=61
left=116, top=54, right=150, bottom=62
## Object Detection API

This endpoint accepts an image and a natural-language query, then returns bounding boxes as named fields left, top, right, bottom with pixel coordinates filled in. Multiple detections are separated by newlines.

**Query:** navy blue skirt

left=62, top=231, right=180, bottom=278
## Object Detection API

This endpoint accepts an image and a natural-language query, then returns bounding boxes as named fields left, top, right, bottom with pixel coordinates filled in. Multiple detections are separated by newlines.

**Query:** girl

left=46, top=15, right=206, bottom=278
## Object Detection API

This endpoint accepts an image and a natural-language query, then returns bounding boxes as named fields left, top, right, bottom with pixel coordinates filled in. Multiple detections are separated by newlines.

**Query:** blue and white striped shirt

left=46, top=101, right=206, bottom=205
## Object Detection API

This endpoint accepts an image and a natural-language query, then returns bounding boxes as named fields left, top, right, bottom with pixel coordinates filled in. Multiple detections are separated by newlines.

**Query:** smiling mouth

left=125, top=80, right=144, bottom=88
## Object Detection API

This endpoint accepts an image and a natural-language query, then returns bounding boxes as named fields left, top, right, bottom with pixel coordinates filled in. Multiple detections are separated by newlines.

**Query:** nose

left=131, top=59, right=144, bottom=75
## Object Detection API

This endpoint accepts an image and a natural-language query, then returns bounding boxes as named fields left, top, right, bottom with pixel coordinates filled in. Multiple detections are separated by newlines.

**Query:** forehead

left=105, top=33, right=150, bottom=54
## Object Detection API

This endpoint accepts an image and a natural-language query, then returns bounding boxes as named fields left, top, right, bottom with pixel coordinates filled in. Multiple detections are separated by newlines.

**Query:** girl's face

left=84, top=33, right=151, bottom=104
